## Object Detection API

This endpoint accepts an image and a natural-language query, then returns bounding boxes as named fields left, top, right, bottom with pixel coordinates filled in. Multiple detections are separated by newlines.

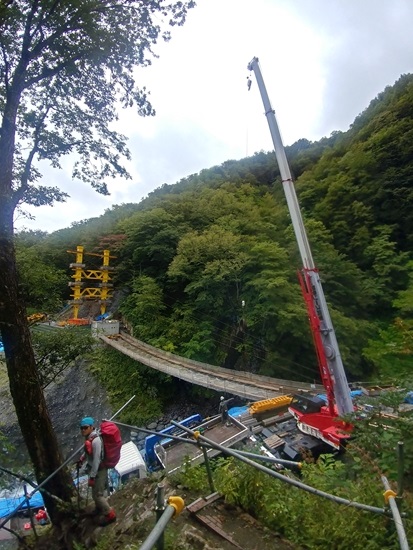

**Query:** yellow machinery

left=249, top=395, right=292, bottom=416
left=67, top=246, right=115, bottom=322
left=27, top=313, right=47, bottom=326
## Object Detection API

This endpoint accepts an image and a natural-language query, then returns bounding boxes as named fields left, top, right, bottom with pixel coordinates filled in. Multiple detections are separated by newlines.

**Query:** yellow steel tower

left=67, top=246, right=115, bottom=323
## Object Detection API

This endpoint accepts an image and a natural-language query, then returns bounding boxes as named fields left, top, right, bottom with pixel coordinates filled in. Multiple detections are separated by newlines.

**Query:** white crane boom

left=247, top=57, right=353, bottom=417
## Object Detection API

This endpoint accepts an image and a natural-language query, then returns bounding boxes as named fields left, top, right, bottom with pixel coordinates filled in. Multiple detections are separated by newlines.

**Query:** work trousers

left=92, top=468, right=111, bottom=514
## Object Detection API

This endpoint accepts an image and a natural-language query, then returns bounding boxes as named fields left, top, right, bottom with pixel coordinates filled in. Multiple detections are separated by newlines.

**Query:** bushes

left=89, top=346, right=171, bottom=426
left=179, top=453, right=411, bottom=549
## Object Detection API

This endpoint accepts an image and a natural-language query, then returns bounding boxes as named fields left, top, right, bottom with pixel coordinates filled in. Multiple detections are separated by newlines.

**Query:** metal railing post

left=155, top=484, right=165, bottom=550
left=397, top=441, right=404, bottom=498
left=139, top=496, right=184, bottom=550
left=201, top=445, right=215, bottom=493
left=381, top=476, right=409, bottom=550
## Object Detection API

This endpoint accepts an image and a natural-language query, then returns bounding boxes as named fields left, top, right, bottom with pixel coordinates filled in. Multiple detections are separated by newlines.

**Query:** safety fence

left=0, top=396, right=136, bottom=540
left=110, top=419, right=410, bottom=550
left=1, top=405, right=409, bottom=549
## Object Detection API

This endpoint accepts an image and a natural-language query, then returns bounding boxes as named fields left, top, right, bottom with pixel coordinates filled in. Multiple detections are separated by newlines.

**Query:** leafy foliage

left=172, top=456, right=210, bottom=493
left=15, top=233, right=68, bottom=311
left=203, top=453, right=412, bottom=549
left=31, top=326, right=94, bottom=388
left=349, top=389, right=413, bottom=482
left=10, top=71, right=413, bottom=389
left=120, top=275, right=167, bottom=342
left=1, top=0, right=196, bottom=212
left=88, top=346, right=175, bottom=426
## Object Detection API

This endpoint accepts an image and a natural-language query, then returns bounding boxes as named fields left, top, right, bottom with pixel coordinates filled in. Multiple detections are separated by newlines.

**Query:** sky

left=15, top=0, right=413, bottom=233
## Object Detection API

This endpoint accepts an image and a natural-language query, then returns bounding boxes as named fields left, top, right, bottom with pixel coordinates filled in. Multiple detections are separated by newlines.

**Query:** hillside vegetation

left=16, top=73, right=413, bottom=387
left=6, top=72, right=413, bottom=550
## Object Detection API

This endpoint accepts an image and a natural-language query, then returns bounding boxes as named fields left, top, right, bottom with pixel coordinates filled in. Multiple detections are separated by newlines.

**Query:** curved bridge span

left=100, top=332, right=324, bottom=401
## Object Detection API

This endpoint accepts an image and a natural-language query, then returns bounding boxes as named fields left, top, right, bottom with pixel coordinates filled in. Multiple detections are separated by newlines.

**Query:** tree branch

left=11, top=106, right=50, bottom=208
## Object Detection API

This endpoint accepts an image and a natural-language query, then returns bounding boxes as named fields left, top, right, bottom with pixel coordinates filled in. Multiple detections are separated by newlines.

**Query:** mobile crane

left=247, top=57, right=353, bottom=451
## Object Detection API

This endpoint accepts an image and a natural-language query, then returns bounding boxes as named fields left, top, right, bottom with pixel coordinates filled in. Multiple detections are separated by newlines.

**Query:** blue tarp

left=95, top=313, right=109, bottom=321
left=0, top=491, right=45, bottom=519
left=0, top=476, right=88, bottom=519
left=317, top=390, right=363, bottom=404
left=228, top=406, right=248, bottom=417
left=404, top=391, right=413, bottom=404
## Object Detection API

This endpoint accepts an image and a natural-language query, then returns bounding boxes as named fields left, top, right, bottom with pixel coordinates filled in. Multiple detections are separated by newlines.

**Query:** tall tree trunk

left=0, top=204, right=74, bottom=523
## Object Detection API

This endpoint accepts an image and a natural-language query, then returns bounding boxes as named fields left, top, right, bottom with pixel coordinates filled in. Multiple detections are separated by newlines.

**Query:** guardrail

left=139, top=485, right=184, bottom=550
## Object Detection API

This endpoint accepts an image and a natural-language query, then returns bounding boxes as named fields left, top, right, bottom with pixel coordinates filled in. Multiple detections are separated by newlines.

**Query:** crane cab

left=289, top=395, right=325, bottom=415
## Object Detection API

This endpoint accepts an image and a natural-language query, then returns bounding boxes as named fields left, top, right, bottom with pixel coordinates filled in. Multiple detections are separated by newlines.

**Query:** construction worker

left=78, top=416, right=116, bottom=526
left=219, top=396, right=234, bottom=426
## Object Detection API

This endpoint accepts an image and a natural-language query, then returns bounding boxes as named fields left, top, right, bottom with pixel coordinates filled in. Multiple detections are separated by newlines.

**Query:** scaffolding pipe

left=201, top=445, right=216, bottom=493
left=155, top=484, right=165, bottom=550
left=0, top=396, right=135, bottom=530
left=113, top=420, right=202, bottom=446
left=381, top=476, right=409, bottom=550
left=139, top=505, right=176, bottom=550
left=113, top=420, right=300, bottom=470
left=171, top=421, right=391, bottom=516
left=233, top=449, right=302, bottom=469
left=113, top=418, right=397, bottom=517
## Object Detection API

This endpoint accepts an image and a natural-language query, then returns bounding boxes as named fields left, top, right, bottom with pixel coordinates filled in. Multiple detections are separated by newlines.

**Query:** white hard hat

left=220, top=396, right=225, bottom=401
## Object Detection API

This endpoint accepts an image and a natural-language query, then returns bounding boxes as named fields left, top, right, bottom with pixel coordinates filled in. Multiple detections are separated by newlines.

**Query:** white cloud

left=15, top=0, right=413, bottom=232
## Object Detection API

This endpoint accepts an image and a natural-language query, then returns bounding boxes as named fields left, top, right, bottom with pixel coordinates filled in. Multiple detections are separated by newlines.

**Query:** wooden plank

left=263, top=434, right=284, bottom=449
left=186, top=492, right=221, bottom=513
left=193, top=513, right=244, bottom=549
left=187, top=493, right=245, bottom=548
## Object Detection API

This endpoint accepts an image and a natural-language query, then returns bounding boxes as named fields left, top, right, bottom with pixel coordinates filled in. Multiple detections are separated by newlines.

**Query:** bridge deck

left=100, top=332, right=324, bottom=401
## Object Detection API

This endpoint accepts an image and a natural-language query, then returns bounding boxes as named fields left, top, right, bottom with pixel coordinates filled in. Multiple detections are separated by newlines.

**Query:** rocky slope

left=21, top=477, right=297, bottom=550
left=0, top=359, right=112, bottom=469
left=1, top=358, right=297, bottom=550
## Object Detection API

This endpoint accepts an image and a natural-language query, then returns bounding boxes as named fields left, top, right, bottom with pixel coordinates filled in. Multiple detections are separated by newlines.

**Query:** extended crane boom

left=247, top=57, right=353, bottom=447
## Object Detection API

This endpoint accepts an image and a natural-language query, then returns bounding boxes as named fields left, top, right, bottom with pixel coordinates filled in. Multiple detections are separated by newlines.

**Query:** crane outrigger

left=247, top=57, right=353, bottom=450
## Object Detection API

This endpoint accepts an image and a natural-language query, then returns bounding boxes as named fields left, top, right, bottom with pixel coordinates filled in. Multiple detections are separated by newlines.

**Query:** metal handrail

left=139, top=485, right=184, bottom=550
left=382, top=476, right=409, bottom=550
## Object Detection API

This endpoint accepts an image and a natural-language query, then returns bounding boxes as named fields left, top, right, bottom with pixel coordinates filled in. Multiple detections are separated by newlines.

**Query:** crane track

left=102, top=332, right=323, bottom=398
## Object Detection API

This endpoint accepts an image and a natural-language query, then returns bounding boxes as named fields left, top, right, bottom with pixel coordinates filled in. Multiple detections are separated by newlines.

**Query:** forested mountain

left=17, top=74, right=413, bottom=385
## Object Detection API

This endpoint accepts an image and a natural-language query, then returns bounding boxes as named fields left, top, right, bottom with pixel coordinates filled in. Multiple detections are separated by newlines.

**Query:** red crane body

left=247, top=57, right=353, bottom=451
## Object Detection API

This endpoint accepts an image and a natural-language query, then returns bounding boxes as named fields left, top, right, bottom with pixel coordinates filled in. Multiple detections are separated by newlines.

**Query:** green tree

left=118, top=207, right=189, bottom=283
left=0, top=0, right=195, bottom=528
left=168, top=225, right=248, bottom=306
left=89, top=346, right=171, bottom=425
left=363, top=225, right=409, bottom=312
left=15, top=239, right=67, bottom=311
left=120, top=274, right=167, bottom=342
left=363, top=260, right=413, bottom=378
left=31, top=326, right=94, bottom=388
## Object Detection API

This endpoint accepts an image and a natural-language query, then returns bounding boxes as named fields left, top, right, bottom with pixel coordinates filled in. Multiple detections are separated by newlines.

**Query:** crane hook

left=247, top=76, right=252, bottom=91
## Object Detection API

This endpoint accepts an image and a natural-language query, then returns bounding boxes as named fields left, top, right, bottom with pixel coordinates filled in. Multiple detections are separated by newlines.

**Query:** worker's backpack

left=99, top=421, right=122, bottom=468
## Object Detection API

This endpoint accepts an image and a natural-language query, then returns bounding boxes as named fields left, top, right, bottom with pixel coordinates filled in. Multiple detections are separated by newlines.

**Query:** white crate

left=91, top=320, right=120, bottom=338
